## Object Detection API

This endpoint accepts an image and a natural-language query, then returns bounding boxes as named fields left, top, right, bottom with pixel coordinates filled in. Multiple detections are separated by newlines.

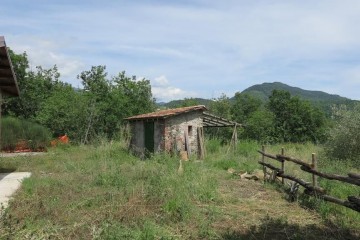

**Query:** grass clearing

left=0, top=140, right=359, bottom=239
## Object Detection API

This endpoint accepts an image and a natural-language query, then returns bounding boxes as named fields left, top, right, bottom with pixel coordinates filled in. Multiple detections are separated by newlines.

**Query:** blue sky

left=2, top=0, right=360, bottom=102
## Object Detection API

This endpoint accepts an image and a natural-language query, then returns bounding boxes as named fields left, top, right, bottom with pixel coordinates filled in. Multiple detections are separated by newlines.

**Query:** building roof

left=125, top=105, right=207, bottom=121
left=125, top=105, right=241, bottom=127
left=0, top=36, right=19, bottom=97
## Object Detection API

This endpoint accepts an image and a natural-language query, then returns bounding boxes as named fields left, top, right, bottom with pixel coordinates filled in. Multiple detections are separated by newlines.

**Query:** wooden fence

left=258, top=146, right=360, bottom=212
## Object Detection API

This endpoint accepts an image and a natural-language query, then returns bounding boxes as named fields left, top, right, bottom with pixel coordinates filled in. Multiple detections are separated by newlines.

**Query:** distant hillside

left=240, top=82, right=357, bottom=116
left=157, top=82, right=357, bottom=116
left=160, top=98, right=213, bottom=108
left=242, top=82, right=347, bottom=102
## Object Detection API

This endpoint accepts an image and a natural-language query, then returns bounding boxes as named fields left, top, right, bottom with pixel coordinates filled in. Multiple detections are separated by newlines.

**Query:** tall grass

left=0, top=141, right=223, bottom=239
left=0, top=139, right=358, bottom=239
left=1, top=116, right=51, bottom=151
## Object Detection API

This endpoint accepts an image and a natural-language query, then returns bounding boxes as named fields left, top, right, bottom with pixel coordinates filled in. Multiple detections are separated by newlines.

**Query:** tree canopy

left=3, top=49, right=155, bottom=143
left=3, top=49, right=330, bottom=145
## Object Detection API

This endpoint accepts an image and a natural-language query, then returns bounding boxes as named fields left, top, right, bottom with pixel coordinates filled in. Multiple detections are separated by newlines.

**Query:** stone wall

left=129, top=110, right=203, bottom=157
left=164, top=111, right=203, bottom=156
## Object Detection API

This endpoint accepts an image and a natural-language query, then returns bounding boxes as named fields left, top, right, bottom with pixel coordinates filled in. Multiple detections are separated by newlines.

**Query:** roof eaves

left=125, top=105, right=207, bottom=121
left=0, top=36, right=19, bottom=97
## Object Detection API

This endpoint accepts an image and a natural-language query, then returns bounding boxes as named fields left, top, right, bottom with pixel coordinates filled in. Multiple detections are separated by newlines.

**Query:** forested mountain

left=241, top=82, right=355, bottom=104
left=240, top=82, right=357, bottom=116
left=158, top=82, right=357, bottom=117
left=161, top=98, right=213, bottom=108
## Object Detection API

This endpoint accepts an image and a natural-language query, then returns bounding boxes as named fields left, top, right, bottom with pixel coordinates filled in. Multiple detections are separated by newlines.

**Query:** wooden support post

left=233, top=124, right=237, bottom=151
left=281, top=147, right=285, bottom=185
left=202, top=127, right=206, bottom=157
left=312, top=153, right=317, bottom=187
left=0, top=89, right=2, bottom=152
left=0, top=90, right=2, bottom=154
left=262, top=145, right=266, bottom=181
left=197, top=127, right=205, bottom=160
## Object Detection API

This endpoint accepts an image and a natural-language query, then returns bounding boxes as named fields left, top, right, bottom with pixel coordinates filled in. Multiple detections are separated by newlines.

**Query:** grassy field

left=0, top=140, right=359, bottom=239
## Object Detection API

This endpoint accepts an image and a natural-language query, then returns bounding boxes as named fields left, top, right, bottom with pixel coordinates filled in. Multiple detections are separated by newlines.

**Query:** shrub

left=205, top=138, right=222, bottom=154
left=325, top=104, right=360, bottom=165
left=1, top=116, right=51, bottom=151
left=1, top=117, right=21, bottom=151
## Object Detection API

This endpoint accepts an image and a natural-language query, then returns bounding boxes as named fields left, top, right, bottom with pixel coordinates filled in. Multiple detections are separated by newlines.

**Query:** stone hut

left=125, top=105, right=239, bottom=158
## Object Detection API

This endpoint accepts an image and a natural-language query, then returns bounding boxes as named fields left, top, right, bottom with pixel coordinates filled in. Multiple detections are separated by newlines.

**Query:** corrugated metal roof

left=0, top=36, right=19, bottom=97
left=125, top=105, right=207, bottom=121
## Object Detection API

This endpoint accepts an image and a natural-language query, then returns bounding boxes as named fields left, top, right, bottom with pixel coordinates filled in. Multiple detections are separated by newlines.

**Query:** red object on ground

left=51, top=135, right=69, bottom=147
left=58, top=135, right=69, bottom=144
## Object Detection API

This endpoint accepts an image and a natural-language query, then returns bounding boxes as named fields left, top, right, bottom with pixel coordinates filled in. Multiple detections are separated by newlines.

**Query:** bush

left=1, top=116, right=51, bottom=151
left=325, top=104, right=360, bottom=165
left=205, top=138, right=222, bottom=154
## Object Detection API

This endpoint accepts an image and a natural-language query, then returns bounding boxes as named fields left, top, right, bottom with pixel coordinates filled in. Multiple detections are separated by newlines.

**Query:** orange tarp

left=51, top=135, right=69, bottom=147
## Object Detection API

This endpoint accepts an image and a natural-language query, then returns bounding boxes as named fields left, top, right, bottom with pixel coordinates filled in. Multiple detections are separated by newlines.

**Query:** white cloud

left=7, top=35, right=85, bottom=85
left=153, top=75, right=169, bottom=87
left=3, top=0, right=360, bottom=100
left=151, top=75, right=196, bottom=102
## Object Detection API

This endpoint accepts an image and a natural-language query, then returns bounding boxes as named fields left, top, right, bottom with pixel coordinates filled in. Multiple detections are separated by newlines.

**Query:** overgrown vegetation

left=325, top=104, right=360, bottom=166
left=0, top=141, right=358, bottom=239
left=1, top=116, right=51, bottom=151
left=1, top=48, right=359, bottom=239
left=2, top=50, right=155, bottom=143
left=205, top=90, right=327, bottom=144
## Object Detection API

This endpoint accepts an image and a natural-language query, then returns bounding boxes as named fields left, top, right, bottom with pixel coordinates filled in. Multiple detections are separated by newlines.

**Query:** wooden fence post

left=281, top=148, right=285, bottom=185
left=312, top=153, right=317, bottom=187
left=262, top=145, right=266, bottom=181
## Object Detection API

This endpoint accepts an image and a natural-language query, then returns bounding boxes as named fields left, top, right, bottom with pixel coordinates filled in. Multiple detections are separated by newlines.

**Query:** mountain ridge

left=241, top=82, right=350, bottom=103
left=158, top=82, right=357, bottom=111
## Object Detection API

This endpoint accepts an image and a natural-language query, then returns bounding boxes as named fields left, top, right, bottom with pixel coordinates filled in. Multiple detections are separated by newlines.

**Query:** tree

left=325, top=104, right=360, bottom=164
left=4, top=49, right=156, bottom=143
left=243, top=109, right=275, bottom=143
left=207, top=94, right=233, bottom=142
left=231, top=92, right=262, bottom=123
left=3, top=49, right=65, bottom=119
left=112, top=71, right=155, bottom=118
left=267, top=90, right=326, bottom=143
left=77, top=66, right=111, bottom=142
left=77, top=67, right=155, bottom=142
left=209, top=93, right=231, bottom=119
left=36, top=86, right=88, bottom=142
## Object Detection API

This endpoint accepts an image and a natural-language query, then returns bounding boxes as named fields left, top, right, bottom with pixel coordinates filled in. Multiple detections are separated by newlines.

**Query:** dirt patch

left=219, top=179, right=269, bottom=199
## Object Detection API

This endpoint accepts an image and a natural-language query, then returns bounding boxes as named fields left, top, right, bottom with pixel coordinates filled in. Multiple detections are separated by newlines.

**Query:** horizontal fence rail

left=258, top=146, right=360, bottom=213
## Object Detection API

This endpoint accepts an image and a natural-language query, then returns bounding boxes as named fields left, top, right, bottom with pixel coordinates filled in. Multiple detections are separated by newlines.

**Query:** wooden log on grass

left=300, top=166, right=360, bottom=186
left=258, top=161, right=283, bottom=174
left=257, top=150, right=284, bottom=163
left=304, top=190, right=360, bottom=213
left=276, top=154, right=312, bottom=168
left=279, top=172, right=326, bottom=194
left=348, top=172, right=360, bottom=180
left=348, top=196, right=360, bottom=206
left=258, top=161, right=326, bottom=194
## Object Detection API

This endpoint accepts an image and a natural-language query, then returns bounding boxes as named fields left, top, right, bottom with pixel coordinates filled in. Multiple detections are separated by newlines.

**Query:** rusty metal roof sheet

left=0, top=36, right=19, bottom=97
left=125, top=105, right=207, bottom=121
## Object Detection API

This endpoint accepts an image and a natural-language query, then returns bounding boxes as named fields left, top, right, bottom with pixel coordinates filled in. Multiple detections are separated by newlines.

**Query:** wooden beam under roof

left=202, top=112, right=241, bottom=128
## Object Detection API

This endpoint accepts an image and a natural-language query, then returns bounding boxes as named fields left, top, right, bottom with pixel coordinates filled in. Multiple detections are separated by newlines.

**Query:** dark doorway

left=144, top=122, right=154, bottom=154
